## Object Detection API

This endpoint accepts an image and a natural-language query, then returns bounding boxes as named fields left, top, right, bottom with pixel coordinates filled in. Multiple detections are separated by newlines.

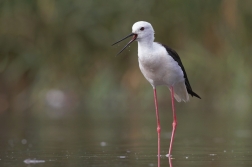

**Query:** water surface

left=0, top=109, right=252, bottom=167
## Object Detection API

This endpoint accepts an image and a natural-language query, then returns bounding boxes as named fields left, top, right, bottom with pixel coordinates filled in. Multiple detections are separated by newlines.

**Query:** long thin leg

left=168, top=157, right=173, bottom=167
left=153, top=88, right=161, bottom=167
left=168, top=86, right=177, bottom=157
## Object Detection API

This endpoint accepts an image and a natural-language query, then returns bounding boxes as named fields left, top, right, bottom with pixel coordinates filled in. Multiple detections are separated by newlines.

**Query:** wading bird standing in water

left=112, top=21, right=201, bottom=167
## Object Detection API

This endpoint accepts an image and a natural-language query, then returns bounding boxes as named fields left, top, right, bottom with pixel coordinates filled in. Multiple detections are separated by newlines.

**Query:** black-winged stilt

left=112, top=21, right=201, bottom=167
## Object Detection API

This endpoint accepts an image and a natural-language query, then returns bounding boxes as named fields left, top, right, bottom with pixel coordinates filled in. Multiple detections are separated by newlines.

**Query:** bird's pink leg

left=168, top=86, right=177, bottom=157
left=153, top=88, right=161, bottom=167
left=168, top=157, right=173, bottom=167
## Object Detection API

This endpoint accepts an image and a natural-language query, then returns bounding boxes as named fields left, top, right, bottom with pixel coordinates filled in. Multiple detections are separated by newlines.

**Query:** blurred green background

left=0, top=0, right=252, bottom=150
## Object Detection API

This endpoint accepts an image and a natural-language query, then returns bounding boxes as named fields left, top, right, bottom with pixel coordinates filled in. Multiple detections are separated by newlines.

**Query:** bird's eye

left=140, top=27, right=144, bottom=31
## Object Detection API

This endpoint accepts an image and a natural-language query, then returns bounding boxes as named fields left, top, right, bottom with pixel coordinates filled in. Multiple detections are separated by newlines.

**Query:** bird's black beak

left=112, top=33, right=137, bottom=56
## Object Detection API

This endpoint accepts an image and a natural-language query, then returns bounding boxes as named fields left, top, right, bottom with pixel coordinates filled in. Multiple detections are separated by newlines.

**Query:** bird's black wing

left=161, top=44, right=201, bottom=99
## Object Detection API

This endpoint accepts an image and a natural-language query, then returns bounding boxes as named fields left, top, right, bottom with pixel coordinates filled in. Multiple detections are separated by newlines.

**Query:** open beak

left=112, top=33, right=137, bottom=56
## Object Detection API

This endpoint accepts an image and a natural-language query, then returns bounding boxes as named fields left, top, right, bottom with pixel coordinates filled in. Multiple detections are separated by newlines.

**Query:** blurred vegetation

left=0, top=0, right=252, bottom=120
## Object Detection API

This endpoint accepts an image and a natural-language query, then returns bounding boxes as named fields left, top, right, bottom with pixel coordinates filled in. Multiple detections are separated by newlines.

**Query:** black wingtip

left=192, top=92, right=201, bottom=99
left=188, top=89, right=201, bottom=99
left=194, top=94, right=201, bottom=99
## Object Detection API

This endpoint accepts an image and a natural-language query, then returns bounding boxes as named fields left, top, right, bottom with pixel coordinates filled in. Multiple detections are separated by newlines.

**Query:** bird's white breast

left=138, top=42, right=184, bottom=87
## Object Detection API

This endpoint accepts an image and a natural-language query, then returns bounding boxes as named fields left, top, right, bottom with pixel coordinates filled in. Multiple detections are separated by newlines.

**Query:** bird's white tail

left=169, top=82, right=189, bottom=102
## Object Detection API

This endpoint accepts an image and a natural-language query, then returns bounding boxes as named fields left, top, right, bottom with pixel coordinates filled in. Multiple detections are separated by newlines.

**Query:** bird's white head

left=132, top=21, right=155, bottom=42
left=112, top=21, right=155, bottom=55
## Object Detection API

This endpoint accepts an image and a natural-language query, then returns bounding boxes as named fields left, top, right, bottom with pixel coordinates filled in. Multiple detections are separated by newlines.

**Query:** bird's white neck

left=137, top=34, right=155, bottom=45
left=138, top=40, right=153, bottom=49
left=137, top=35, right=155, bottom=50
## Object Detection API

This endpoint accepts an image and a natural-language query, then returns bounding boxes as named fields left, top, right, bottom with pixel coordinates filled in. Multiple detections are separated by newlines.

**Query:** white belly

left=137, top=42, right=189, bottom=102
left=138, top=44, right=184, bottom=88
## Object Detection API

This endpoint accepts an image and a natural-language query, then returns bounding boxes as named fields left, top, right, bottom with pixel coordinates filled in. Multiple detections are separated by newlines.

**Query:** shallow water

left=0, top=109, right=252, bottom=167
left=2, top=139, right=252, bottom=167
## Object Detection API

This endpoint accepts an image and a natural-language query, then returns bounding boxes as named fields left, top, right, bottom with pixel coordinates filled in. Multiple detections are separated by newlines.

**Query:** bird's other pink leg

left=153, top=88, right=161, bottom=167
left=168, top=86, right=177, bottom=157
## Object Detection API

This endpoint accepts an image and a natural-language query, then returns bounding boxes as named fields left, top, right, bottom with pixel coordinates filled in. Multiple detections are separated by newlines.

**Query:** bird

left=112, top=21, right=200, bottom=167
